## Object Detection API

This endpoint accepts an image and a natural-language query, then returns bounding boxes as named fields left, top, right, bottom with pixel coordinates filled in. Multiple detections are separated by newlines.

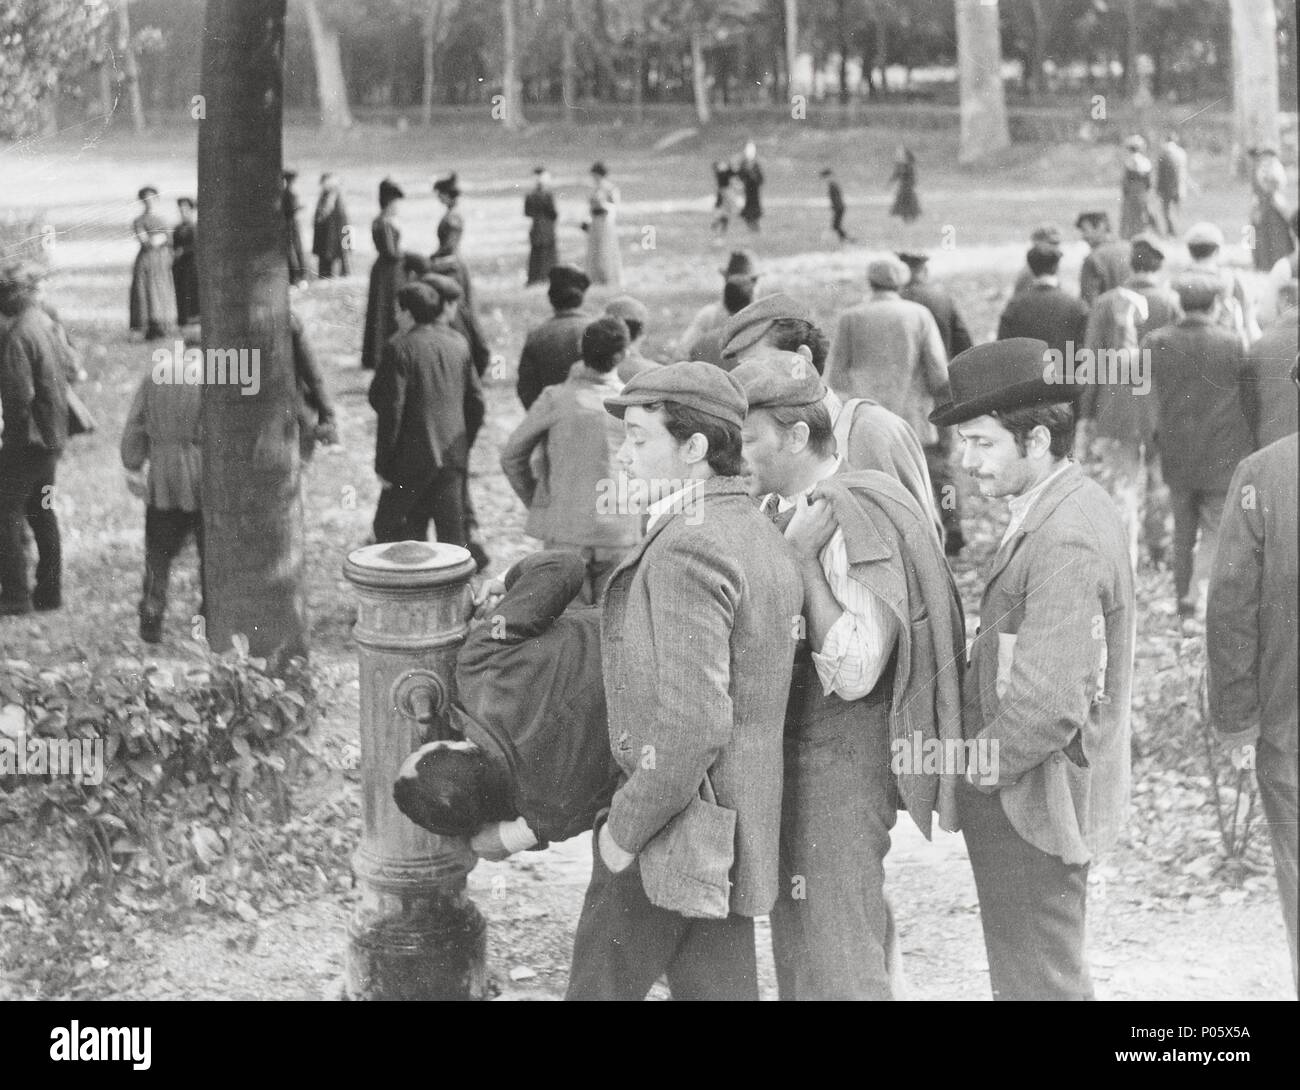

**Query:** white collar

left=1006, top=461, right=1071, bottom=525
left=646, top=479, right=706, bottom=529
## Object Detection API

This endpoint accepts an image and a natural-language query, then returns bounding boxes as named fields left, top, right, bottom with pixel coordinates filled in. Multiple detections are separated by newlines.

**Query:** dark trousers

left=959, top=784, right=1094, bottom=1000
left=373, top=468, right=467, bottom=546
left=1169, top=487, right=1225, bottom=613
left=1159, top=195, right=1180, bottom=236
left=0, top=447, right=61, bottom=611
left=925, top=434, right=964, bottom=546
left=142, top=506, right=204, bottom=622
left=831, top=207, right=850, bottom=241
left=1257, top=741, right=1299, bottom=993
left=566, top=823, right=759, bottom=1001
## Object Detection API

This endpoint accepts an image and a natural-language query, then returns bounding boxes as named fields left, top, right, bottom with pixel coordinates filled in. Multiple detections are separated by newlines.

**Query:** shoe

left=139, top=616, right=163, bottom=644
left=466, top=540, right=490, bottom=573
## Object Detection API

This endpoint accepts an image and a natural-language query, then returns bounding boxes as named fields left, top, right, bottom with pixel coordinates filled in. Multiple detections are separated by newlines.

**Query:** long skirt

left=173, top=253, right=199, bottom=325
left=1120, top=192, right=1154, bottom=239
left=527, top=238, right=558, bottom=286
left=586, top=214, right=622, bottom=287
left=129, top=247, right=176, bottom=336
left=360, top=255, right=401, bottom=370
left=1253, top=199, right=1293, bottom=272
left=890, top=184, right=921, bottom=223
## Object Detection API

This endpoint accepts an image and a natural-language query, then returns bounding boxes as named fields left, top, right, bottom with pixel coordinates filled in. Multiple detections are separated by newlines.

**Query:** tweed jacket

left=601, top=475, right=803, bottom=916
left=517, top=308, right=591, bottom=409
left=1207, top=434, right=1298, bottom=756
left=824, top=291, right=950, bottom=446
left=965, top=464, right=1134, bottom=865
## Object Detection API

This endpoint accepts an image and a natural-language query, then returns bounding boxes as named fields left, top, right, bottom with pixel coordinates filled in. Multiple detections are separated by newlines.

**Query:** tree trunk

left=873, top=3, right=888, bottom=93
left=1228, top=0, right=1280, bottom=174
left=784, top=0, right=799, bottom=98
left=98, top=60, right=115, bottom=118
left=198, top=0, right=307, bottom=665
left=115, top=0, right=147, bottom=132
left=501, top=0, right=525, bottom=129
left=690, top=28, right=711, bottom=125
left=421, top=0, right=441, bottom=126
left=631, top=7, right=645, bottom=124
left=1120, top=0, right=1140, bottom=99
left=562, top=0, right=576, bottom=121
left=1025, top=0, right=1048, bottom=97
left=955, top=0, right=1011, bottom=163
left=299, top=0, right=353, bottom=128
left=837, top=0, right=850, bottom=105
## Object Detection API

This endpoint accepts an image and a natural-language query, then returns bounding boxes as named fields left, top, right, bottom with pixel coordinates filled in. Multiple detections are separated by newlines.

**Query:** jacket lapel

left=984, top=464, right=1087, bottom=587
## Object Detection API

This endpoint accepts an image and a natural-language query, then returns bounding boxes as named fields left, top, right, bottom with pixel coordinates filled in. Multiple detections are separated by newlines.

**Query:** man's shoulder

left=1240, top=432, right=1299, bottom=480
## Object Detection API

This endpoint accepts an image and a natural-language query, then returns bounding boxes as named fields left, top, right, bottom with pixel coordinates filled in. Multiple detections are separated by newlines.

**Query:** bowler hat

left=896, top=251, right=929, bottom=269
left=549, top=263, right=590, bottom=294
left=930, top=339, right=1075, bottom=427
left=604, top=360, right=747, bottom=427
left=719, top=249, right=759, bottom=279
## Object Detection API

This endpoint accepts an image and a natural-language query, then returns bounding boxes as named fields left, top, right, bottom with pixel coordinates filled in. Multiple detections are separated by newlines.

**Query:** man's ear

left=787, top=420, right=812, bottom=455
left=682, top=432, right=709, bottom=466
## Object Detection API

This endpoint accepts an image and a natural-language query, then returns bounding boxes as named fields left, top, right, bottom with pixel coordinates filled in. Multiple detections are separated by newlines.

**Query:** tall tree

left=955, top=0, right=1010, bottom=163
left=113, top=0, right=147, bottom=131
left=783, top=0, right=798, bottom=97
left=198, top=0, right=308, bottom=665
left=298, top=0, right=352, bottom=128
left=500, top=0, right=525, bottom=128
left=562, top=0, right=577, bottom=121
left=1228, top=0, right=1281, bottom=167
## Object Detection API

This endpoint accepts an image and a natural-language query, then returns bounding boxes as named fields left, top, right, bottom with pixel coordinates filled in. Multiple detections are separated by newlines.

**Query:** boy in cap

left=0, top=261, right=67, bottom=615
left=368, top=279, right=484, bottom=548
left=1185, top=221, right=1260, bottom=347
left=734, top=353, right=965, bottom=1000
left=1076, top=211, right=1131, bottom=306
left=935, top=338, right=1135, bottom=1000
left=1142, top=271, right=1258, bottom=623
left=565, top=362, right=802, bottom=1001
left=500, top=316, right=642, bottom=604
left=674, top=250, right=759, bottom=358
left=603, top=295, right=659, bottom=382
left=517, top=264, right=592, bottom=409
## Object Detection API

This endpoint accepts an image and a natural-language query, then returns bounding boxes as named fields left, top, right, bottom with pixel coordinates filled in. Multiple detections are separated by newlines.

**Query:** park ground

left=0, top=115, right=1295, bottom=1000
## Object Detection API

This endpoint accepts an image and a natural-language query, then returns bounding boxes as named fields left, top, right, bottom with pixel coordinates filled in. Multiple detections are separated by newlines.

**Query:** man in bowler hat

left=933, top=338, right=1134, bottom=1000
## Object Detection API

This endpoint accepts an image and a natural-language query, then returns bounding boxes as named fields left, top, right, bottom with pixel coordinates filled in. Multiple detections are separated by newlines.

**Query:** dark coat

left=291, top=312, right=335, bottom=462
left=902, top=281, right=974, bottom=359
left=516, top=307, right=590, bottom=408
left=1207, top=433, right=1298, bottom=754
left=1248, top=307, right=1299, bottom=448
left=171, top=220, right=199, bottom=325
left=737, top=160, right=764, bottom=223
left=360, top=214, right=403, bottom=371
left=1143, top=314, right=1257, bottom=494
left=1080, top=239, right=1132, bottom=306
left=0, top=304, right=69, bottom=454
left=282, top=187, right=307, bottom=282
left=454, top=551, right=619, bottom=845
left=524, top=186, right=559, bottom=285
left=996, top=280, right=1089, bottom=365
left=311, top=190, right=350, bottom=273
left=368, top=319, right=484, bottom=483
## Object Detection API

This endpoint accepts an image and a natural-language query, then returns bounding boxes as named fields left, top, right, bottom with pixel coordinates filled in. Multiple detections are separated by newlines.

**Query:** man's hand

left=598, top=821, right=635, bottom=873
left=472, top=577, right=507, bottom=620
left=783, top=493, right=838, bottom=563
left=124, top=468, right=148, bottom=501
left=469, top=823, right=512, bottom=862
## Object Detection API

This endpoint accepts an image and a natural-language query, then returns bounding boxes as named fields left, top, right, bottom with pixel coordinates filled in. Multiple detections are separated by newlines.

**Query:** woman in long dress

left=360, top=178, right=405, bottom=371
left=585, top=161, right=622, bottom=288
left=736, top=142, right=763, bottom=232
left=432, top=172, right=475, bottom=309
left=1250, top=147, right=1293, bottom=272
left=172, top=197, right=200, bottom=326
left=129, top=186, right=176, bottom=340
left=888, top=146, right=921, bottom=224
left=1119, top=135, right=1155, bottom=239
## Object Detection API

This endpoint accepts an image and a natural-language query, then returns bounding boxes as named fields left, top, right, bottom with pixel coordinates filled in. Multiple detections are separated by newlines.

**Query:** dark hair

left=765, top=319, right=830, bottom=374
left=397, top=283, right=442, bottom=324
left=1075, top=211, right=1109, bottom=231
left=653, top=401, right=747, bottom=477
left=1026, top=245, right=1062, bottom=277
left=582, top=317, right=630, bottom=372
left=623, top=318, right=644, bottom=341
left=402, top=252, right=432, bottom=278
left=177, top=197, right=196, bottom=210
left=549, top=285, right=585, bottom=311
left=138, top=186, right=158, bottom=201
left=763, top=402, right=837, bottom=460
left=1130, top=245, right=1163, bottom=273
left=723, top=278, right=755, bottom=316
left=392, top=743, right=506, bottom=837
left=991, top=401, right=1076, bottom=458
left=1187, top=241, right=1219, bottom=260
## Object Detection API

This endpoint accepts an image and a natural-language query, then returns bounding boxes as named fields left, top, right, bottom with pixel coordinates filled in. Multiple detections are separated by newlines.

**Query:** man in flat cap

left=935, top=338, right=1134, bottom=1000
left=720, top=292, right=943, bottom=545
left=1185, top=221, right=1260, bottom=348
left=517, top=264, right=592, bottom=410
left=368, top=279, right=484, bottom=549
left=673, top=249, right=759, bottom=359
left=825, top=258, right=953, bottom=542
left=603, top=295, right=659, bottom=383
left=1141, top=272, right=1258, bottom=623
left=0, top=260, right=67, bottom=614
left=734, top=354, right=965, bottom=1000
left=565, top=362, right=802, bottom=1001
left=1078, top=231, right=1180, bottom=570
left=1011, top=225, right=1064, bottom=297
left=1076, top=211, right=1131, bottom=307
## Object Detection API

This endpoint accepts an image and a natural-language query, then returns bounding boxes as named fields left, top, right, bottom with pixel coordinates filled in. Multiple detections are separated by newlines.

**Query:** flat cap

left=420, top=272, right=463, bottom=302
left=867, top=256, right=905, bottom=290
left=604, top=360, right=747, bottom=427
left=549, top=263, right=590, bottom=293
left=604, top=295, right=649, bottom=326
left=1185, top=221, right=1225, bottom=248
left=1172, top=271, right=1223, bottom=309
left=396, top=281, right=441, bottom=311
left=1030, top=223, right=1063, bottom=245
left=719, top=292, right=815, bottom=362
left=732, top=353, right=825, bottom=410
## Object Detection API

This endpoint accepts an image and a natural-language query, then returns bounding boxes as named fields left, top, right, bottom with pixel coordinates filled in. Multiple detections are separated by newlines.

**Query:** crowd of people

left=0, top=132, right=1296, bottom=1001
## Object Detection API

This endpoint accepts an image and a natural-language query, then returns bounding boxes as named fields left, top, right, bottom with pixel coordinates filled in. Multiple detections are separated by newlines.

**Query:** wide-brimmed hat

left=590, top=161, right=609, bottom=177
left=930, top=339, right=1075, bottom=426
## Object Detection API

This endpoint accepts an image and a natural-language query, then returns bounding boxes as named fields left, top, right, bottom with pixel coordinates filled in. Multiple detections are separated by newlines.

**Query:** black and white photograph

left=0, top=0, right=1296, bottom=1039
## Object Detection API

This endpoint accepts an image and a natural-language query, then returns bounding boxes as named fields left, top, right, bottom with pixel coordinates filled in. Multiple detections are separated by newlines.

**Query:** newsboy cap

left=604, top=295, right=649, bottom=327
left=732, top=354, right=825, bottom=410
left=1030, top=223, right=1063, bottom=246
left=420, top=272, right=463, bottom=302
left=929, top=338, right=1075, bottom=427
left=867, top=257, right=905, bottom=290
left=1172, top=271, right=1223, bottom=310
left=1130, top=231, right=1166, bottom=259
left=549, top=263, right=591, bottom=293
left=719, top=292, right=815, bottom=362
left=604, top=360, right=747, bottom=426
left=1185, top=221, right=1225, bottom=248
